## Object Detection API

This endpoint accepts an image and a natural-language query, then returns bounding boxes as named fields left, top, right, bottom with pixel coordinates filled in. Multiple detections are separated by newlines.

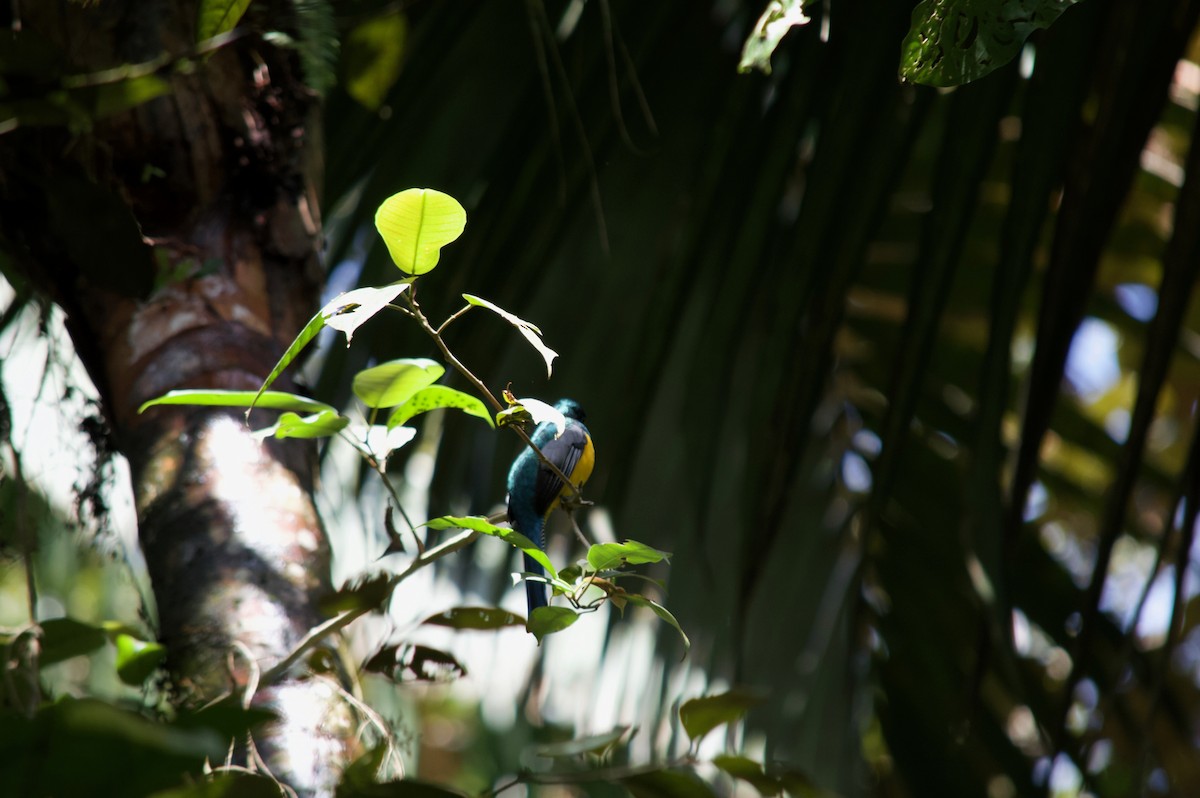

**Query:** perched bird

left=506, top=398, right=594, bottom=614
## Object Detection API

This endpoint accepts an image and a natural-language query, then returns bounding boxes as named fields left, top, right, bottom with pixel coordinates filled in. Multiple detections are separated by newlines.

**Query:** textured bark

left=0, top=3, right=355, bottom=794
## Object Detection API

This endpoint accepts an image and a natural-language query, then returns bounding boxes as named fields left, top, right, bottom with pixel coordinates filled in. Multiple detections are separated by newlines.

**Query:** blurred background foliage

left=9, top=0, right=1200, bottom=795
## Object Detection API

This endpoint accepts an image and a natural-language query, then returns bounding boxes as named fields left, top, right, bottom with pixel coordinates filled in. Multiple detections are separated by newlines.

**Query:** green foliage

left=899, top=0, right=1085, bottom=85
left=739, top=1, right=812, bottom=74
left=0, top=698, right=271, bottom=797
left=342, top=10, right=407, bottom=111
left=462, top=294, right=559, bottom=377
left=195, top=0, right=253, bottom=43
left=374, top=188, right=467, bottom=275
left=420, top=607, right=525, bottom=630
left=679, top=690, right=765, bottom=743
left=352, top=358, right=445, bottom=408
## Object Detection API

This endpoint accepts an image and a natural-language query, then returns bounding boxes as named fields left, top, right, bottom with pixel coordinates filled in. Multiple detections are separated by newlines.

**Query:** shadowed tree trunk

left=0, top=2, right=355, bottom=794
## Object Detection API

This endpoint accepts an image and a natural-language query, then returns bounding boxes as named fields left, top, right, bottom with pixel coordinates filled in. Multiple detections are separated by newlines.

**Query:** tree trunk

left=0, top=3, right=355, bottom=794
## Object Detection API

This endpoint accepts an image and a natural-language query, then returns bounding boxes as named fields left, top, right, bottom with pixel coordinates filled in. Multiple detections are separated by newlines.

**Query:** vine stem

left=258, top=527, right=479, bottom=687
left=402, top=291, right=586, bottom=496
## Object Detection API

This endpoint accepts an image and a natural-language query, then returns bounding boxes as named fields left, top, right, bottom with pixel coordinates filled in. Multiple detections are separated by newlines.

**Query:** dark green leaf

left=196, top=0, right=252, bottom=43
left=364, top=644, right=466, bottom=683
left=320, top=572, right=395, bottom=615
left=527, top=605, right=578, bottom=642
left=420, top=606, right=524, bottom=630
left=712, top=755, right=781, bottom=796
left=678, top=690, right=765, bottom=742
left=899, top=0, right=1084, bottom=86
left=622, top=769, right=717, bottom=798
left=149, top=773, right=283, bottom=798
left=38, top=617, right=107, bottom=665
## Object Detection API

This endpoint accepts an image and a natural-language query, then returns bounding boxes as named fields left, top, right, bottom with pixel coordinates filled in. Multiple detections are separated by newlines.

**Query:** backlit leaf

left=374, top=188, right=466, bottom=275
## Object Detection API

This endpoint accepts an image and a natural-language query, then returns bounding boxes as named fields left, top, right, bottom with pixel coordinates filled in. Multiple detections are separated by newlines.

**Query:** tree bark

left=0, top=3, right=355, bottom=794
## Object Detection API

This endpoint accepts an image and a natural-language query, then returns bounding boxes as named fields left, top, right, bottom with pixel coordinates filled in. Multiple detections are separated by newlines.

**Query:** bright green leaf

left=139, top=389, right=335, bottom=416
left=587, top=540, right=672, bottom=572
left=426, top=515, right=556, bottom=577
left=532, top=725, right=632, bottom=758
left=196, top=0, right=253, bottom=43
left=462, top=294, right=558, bottom=377
left=527, top=605, right=578, bottom=642
left=113, top=634, right=166, bottom=686
left=421, top=607, right=525, bottom=630
left=738, top=1, right=812, bottom=74
left=352, top=358, right=444, bottom=408
left=899, top=0, right=1084, bottom=87
left=387, top=385, right=494, bottom=429
left=374, top=188, right=467, bottom=275
left=252, top=409, right=349, bottom=440
left=678, top=689, right=765, bottom=742
left=343, top=10, right=407, bottom=112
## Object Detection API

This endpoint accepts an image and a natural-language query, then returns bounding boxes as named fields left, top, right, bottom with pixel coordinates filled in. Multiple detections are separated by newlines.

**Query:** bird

left=506, top=398, right=594, bottom=615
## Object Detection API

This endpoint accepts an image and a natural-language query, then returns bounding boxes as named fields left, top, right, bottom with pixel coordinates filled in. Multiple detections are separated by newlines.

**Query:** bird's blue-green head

left=554, top=398, right=586, bottom=423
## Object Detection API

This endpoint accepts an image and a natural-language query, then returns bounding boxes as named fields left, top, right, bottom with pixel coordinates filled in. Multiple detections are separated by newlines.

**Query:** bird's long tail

left=521, top=515, right=548, bottom=613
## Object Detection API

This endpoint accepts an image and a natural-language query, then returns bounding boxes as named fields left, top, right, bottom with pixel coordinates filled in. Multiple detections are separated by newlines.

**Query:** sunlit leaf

left=532, top=725, right=632, bottom=758
left=426, top=515, right=556, bottom=577
left=139, top=389, right=335, bottom=416
left=343, top=10, right=407, bottom=112
left=352, top=358, right=444, bottom=408
left=899, top=0, right=1084, bottom=87
left=252, top=409, right=349, bottom=440
left=113, top=634, right=166, bottom=686
left=738, top=0, right=812, bottom=74
left=196, top=0, right=252, bottom=43
left=248, top=283, right=409, bottom=416
left=421, top=607, right=525, bottom=630
left=462, top=294, right=558, bottom=378
left=587, top=540, right=672, bottom=572
left=678, top=690, right=765, bottom=742
left=354, top=423, right=417, bottom=458
left=527, top=605, right=578, bottom=642
left=374, top=188, right=466, bottom=275
left=387, top=385, right=494, bottom=429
